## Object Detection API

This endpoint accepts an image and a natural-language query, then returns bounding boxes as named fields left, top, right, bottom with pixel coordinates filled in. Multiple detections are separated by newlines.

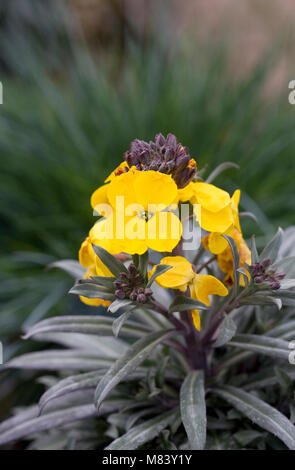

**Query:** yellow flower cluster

left=78, top=134, right=250, bottom=330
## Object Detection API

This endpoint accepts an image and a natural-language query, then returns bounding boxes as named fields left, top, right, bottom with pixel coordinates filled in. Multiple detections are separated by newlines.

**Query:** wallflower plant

left=1, top=134, right=295, bottom=450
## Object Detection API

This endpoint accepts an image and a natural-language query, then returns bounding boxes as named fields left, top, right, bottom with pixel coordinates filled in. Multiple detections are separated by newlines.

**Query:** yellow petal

left=146, top=211, right=182, bottom=253
left=79, top=296, right=110, bottom=307
left=190, top=274, right=228, bottom=306
left=107, top=169, right=138, bottom=210
left=107, top=169, right=177, bottom=212
left=191, top=309, right=201, bottom=331
left=193, top=182, right=231, bottom=212
left=150, top=255, right=194, bottom=290
left=90, top=184, right=110, bottom=214
left=90, top=217, right=124, bottom=255
left=133, top=171, right=178, bottom=211
left=79, top=237, right=96, bottom=268
left=195, top=204, right=234, bottom=233
left=231, top=189, right=241, bottom=232
left=105, top=162, right=129, bottom=183
left=177, top=182, right=195, bottom=203
left=207, top=226, right=234, bottom=254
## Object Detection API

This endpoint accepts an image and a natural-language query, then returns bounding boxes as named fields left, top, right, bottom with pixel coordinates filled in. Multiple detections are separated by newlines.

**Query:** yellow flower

left=78, top=236, right=114, bottom=307
left=149, top=256, right=228, bottom=330
left=202, top=189, right=242, bottom=254
left=90, top=169, right=182, bottom=255
left=176, top=181, right=234, bottom=233
left=216, top=228, right=251, bottom=287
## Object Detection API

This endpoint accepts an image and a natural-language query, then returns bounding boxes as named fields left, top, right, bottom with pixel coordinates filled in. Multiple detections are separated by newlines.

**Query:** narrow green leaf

left=214, top=385, right=295, bottom=449
left=146, top=264, right=172, bottom=288
left=222, top=235, right=240, bottom=296
left=6, top=350, right=114, bottom=371
left=168, top=296, right=207, bottom=314
left=47, top=259, right=86, bottom=279
left=92, top=244, right=127, bottom=277
left=205, top=162, right=239, bottom=184
left=112, top=307, right=136, bottom=337
left=90, top=275, right=115, bottom=290
left=180, top=371, right=206, bottom=450
left=138, top=251, right=149, bottom=278
left=228, top=334, right=291, bottom=360
left=250, top=235, right=259, bottom=264
left=105, top=408, right=179, bottom=450
left=69, top=282, right=114, bottom=300
left=0, top=404, right=99, bottom=447
left=240, top=295, right=282, bottom=310
left=239, top=212, right=258, bottom=224
left=108, top=298, right=133, bottom=314
left=23, top=315, right=152, bottom=340
left=214, top=315, right=237, bottom=348
left=94, top=329, right=174, bottom=408
left=259, top=227, right=283, bottom=264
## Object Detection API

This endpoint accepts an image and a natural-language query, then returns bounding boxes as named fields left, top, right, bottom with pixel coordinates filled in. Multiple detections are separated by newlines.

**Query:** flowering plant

left=1, top=134, right=295, bottom=450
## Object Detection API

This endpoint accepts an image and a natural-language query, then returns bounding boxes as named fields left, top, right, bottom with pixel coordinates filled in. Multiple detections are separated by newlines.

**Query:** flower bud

left=115, top=289, right=126, bottom=299
left=137, top=293, right=147, bottom=303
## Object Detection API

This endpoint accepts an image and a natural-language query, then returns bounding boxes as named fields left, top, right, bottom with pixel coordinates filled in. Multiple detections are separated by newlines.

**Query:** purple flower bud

left=128, top=264, right=137, bottom=275
left=137, top=293, right=147, bottom=303
left=261, top=258, right=272, bottom=268
left=129, top=290, right=138, bottom=301
left=254, top=276, right=264, bottom=284
left=156, top=133, right=165, bottom=147
left=277, top=273, right=286, bottom=280
left=270, top=281, right=280, bottom=290
left=115, top=289, right=126, bottom=299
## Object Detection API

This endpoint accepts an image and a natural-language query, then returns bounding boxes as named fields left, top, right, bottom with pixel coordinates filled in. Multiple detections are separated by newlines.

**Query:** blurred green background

left=0, top=0, right=295, bottom=420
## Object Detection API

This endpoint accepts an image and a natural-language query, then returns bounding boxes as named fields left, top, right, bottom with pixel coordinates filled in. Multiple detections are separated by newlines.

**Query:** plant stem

left=195, top=254, right=216, bottom=273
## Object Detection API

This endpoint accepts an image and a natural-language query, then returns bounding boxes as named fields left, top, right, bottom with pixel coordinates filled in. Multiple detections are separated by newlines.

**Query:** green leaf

left=108, top=298, right=133, bottom=313
left=105, top=408, right=179, bottom=450
left=180, top=371, right=206, bottom=450
left=239, top=212, right=258, bottom=224
left=214, top=385, right=295, bottom=449
left=138, top=251, right=149, bottom=278
left=168, top=296, right=207, bottom=314
left=90, top=275, right=115, bottom=290
left=250, top=235, right=259, bottom=264
left=146, top=264, right=172, bottom=288
left=94, top=329, right=174, bottom=408
left=228, top=334, right=291, bottom=360
left=23, top=315, right=152, bottom=340
left=279, top=279, right=295, bottom=289
left=48, top=259, right=86, bottom=279
left=259, top=227, right=283, bottom=264
left=214, top=315, right=237, bottom=348
left=69, top=282, right=114, bottom=300
left=222, top=235, right=240, bottom=296
left=205, top=162, right=239, bottom=184
left=0, top=404, right=99, bottom=447
left=240, top=294, right=282, bottom=310
left=92, top=244, right=127, bottom=277
left=6, top=350, right=114, bottom=371
left=272, top=257, right=295, bottom=278
left=112, top=307, right=136, bottom=337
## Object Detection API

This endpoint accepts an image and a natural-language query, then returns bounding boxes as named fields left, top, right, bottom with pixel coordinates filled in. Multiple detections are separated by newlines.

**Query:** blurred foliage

left=0, top=0, right=294, bottom=421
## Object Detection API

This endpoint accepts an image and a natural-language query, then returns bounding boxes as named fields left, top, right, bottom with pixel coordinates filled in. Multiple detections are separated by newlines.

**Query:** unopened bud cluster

left=249, top=257, right=285, bottom=290
left=122, top=133, right=197, bottom=188
left=114, top=263, right=153, bottom=303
